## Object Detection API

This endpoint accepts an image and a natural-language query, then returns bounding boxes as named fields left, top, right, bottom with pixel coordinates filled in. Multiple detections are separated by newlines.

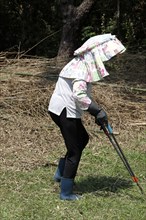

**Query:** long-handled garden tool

left=101, top=123, right=144, bottom=194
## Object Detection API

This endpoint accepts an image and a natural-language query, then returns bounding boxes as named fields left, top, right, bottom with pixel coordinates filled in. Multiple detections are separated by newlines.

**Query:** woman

left=48, top=33, right=126, bottom=200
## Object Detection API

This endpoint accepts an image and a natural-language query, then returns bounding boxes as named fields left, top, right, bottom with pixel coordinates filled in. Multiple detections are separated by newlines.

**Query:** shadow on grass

left=76, top=175, right=133, bottom=195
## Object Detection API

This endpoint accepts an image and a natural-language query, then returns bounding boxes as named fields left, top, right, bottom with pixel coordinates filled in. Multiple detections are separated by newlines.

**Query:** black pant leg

left=49, top=109, right=89, bottom=178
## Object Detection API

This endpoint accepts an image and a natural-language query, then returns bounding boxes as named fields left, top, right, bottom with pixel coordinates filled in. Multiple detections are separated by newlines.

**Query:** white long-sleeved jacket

left=48, top=34, right=126, bottom=118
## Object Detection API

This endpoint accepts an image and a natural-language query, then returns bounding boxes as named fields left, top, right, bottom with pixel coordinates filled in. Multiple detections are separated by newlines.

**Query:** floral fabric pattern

left=60, top=33, right=126, bottom=83
left=72, top=79, right=91, bottom=110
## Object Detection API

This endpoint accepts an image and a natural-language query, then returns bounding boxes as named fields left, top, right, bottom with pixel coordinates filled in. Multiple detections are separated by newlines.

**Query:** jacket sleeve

left=72, top=79, right=92, bottom=110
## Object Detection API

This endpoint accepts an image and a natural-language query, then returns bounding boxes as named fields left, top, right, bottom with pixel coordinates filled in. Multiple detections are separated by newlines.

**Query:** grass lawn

left=1, top=144, right=146, bottom=220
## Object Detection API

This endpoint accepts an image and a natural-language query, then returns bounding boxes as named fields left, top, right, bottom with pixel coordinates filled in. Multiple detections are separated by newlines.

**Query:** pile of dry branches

left=0, top=56, right=145, bottom=171
left=0, top=56, right=146, bottom=127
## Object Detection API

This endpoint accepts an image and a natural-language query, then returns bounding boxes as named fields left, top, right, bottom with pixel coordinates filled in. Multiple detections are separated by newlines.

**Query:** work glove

left=95, top=109, right=108, bottom=126
left=87, top=101, right=108, bottom=127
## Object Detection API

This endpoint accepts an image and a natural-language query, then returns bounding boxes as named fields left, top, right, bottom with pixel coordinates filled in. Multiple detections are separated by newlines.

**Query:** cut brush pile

left=0, top=53, right=146, bottom=171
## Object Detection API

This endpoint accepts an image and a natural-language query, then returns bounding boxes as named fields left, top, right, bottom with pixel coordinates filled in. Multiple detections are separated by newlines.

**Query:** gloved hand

left=95, top=109, right=108, bottom=126
left=87, top=101, right=108, bottom=127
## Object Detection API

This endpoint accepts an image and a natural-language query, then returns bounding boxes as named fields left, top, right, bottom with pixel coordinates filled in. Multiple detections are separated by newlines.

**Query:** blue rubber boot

left=54, top=158, right=65, bottom=182
left=60, top=178, right=80, bottom=201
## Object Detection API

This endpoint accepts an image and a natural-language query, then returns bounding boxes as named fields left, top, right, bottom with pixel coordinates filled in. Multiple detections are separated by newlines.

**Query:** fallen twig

left=129, top=122, right=146, bottom=126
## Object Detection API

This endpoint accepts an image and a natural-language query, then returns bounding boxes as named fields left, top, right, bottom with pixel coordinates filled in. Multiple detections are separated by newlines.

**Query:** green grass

left=0, top=146, right=146, bottom=220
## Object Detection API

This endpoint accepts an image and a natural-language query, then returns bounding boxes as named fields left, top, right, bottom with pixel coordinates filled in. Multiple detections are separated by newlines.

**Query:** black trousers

left=49, top=108, right=89, bottom=179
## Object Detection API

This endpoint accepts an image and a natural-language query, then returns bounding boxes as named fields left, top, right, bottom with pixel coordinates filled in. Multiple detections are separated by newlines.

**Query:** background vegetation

left=0, top=0, right=146, bottom=57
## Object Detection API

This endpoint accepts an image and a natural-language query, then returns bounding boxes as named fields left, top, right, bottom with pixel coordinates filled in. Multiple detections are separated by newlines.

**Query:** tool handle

left=103, top=123, right=144, bottom=195
left=107, top=124, right=113, bottom=134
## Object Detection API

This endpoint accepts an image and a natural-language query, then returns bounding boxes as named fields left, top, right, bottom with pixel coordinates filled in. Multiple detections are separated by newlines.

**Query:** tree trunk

left=57, top=0, right=95, bottom=65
